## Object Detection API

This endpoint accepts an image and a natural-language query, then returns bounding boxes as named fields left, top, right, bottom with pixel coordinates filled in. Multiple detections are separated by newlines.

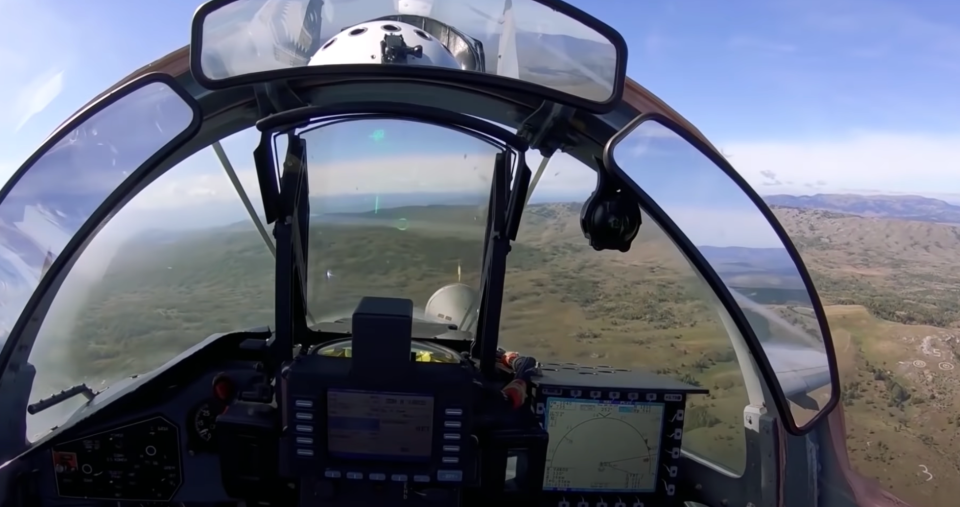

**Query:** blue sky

left=1, top=0, right=960, bottom=218
left=587, top=0, right=960, bottom=200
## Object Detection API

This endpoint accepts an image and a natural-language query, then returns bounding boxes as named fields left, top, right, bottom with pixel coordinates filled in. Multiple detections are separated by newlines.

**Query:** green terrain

left=46, top=202, right=750, bottom=474
left=32, top=197, right=960, bottom=507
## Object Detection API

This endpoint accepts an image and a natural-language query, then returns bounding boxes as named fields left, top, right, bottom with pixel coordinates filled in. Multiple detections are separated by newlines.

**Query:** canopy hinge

left=517, top=101, right=577, bottom=158
left=254, top=81, right=306, bottom=117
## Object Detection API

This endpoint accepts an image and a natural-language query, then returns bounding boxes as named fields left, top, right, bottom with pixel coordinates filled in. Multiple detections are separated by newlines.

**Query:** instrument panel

left=29, top=329, right=703, bottom=507
left=51, top=416, right=183, bottom=502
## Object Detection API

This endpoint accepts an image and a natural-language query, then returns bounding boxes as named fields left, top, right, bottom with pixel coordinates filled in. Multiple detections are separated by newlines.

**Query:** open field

left=820, top=305, right=959, bottom=507
left=27, top=193, right=960, bottom=507
left=773, top=206, right=960, bottom=328
left=771, top=201, right=960, bottom=507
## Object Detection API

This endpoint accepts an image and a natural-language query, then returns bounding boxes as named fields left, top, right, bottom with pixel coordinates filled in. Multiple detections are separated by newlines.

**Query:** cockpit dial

left=188, top=399, right=225, bottom=450
left=186, top=373, right=237, bottom=451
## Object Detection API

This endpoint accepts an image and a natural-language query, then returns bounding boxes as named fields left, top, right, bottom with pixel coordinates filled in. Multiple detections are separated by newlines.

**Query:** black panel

left=279, top=354, right=478, bottom=490
left=532, top=365, right=703, bottom=507
left=51, top=416, right=182, bottom=502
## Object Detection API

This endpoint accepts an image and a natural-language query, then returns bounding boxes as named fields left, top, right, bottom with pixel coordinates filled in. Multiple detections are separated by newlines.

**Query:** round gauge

left=191, top=399, right=224, bottom=445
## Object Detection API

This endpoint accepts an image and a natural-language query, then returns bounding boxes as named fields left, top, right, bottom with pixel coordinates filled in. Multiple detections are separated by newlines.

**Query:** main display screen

left=326, top=389, right=434, bottom=462
left=543, top=398, right=665, bottom=493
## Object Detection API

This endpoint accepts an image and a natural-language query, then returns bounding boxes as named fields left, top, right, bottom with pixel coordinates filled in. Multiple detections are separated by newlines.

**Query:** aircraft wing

left=728, top=288, right=833, bottom=400
left=764, top=344, right=832, bottom=399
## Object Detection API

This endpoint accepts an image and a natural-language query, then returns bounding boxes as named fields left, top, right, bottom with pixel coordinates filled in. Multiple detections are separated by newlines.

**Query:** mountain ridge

left=763, top=193, right=960, bottom=225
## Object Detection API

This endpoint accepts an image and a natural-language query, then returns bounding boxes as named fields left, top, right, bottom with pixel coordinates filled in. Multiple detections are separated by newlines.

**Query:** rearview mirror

left=189, top=0, right=628, bottom=112
left=603, top=114, right=840, bottom=435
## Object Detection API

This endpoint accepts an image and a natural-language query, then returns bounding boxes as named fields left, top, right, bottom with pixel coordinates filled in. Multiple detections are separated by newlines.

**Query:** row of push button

left=557, top=501, right=646, bottom=507
left=441, top=407, right=462, bottom=466
left=322, top=470, right=463, bottom=482
left=293, top=398, right=316, bottom=457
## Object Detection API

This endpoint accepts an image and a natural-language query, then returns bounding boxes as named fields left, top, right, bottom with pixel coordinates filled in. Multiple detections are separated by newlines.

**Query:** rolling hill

left=768, top=200, right=960, bottom=328
left=764, top=193, right=960, bottom=224
left=767, top=204, right=960, bottom=506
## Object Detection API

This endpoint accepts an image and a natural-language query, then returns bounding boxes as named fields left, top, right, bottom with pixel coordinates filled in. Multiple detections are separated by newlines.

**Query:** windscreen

left=196, top=0, right=619, bottom=103
left=291, top=118, right=496, bottom=327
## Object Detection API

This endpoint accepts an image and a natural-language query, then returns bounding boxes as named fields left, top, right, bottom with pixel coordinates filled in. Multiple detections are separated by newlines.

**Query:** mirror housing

left=188, top=0, right=629, bottom=113
left=602, top=113, right=841, bottom=435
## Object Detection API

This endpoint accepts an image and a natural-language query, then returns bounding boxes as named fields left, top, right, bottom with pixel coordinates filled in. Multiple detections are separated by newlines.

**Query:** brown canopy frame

left=67, top=44, right=906, bottom=507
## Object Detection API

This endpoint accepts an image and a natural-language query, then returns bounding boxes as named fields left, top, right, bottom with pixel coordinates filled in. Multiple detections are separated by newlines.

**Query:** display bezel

left=542, top=397, right=665, bottom=494
left=324, top=388, right=436, bottom=463
left=532, top=384, right=689, bottom=503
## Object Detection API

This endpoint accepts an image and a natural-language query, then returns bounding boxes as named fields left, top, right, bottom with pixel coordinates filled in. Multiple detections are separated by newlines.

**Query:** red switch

left=212, top=372, right=235, bottom=401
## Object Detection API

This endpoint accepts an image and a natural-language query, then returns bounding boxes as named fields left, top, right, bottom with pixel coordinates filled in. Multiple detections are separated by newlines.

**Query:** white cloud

left=0, top=0, right=85, bottom=183
left=722, top=132, right=960, bottom=196
left=0, top=0, right=74, bottom=126
left=667, top=207, right=781, bottom=248
left=121, top=129, right=960, bottom=247
left=727, top=36, right=797, bottom=54
left=526, top=152, right=595, bottom=199
left=131, top=148, right=595, bottom=212
left=6, top=88, right=958, bottom=261
left=620, top=120, right=689, bottom=157
left=130, top=159, right=258, bottom=211
left=310, top=153, right=496, bottom=195
left=14, top=70, right=65, bottom=132
left=8, top=111, right=959, bottom=257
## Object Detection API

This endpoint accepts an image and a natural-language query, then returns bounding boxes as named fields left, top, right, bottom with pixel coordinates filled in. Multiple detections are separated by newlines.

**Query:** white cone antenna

left=425, top=283, right=478, bottom=325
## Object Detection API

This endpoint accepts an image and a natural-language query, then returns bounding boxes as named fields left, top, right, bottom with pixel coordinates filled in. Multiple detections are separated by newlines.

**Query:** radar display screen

left=326, top=389, right=434, bottom=462
left=543, top=398, right=664, bottom=493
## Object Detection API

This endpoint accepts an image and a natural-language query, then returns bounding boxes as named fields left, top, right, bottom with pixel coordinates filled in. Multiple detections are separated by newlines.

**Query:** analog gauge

left=190, top=399, right=225, bottom=447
